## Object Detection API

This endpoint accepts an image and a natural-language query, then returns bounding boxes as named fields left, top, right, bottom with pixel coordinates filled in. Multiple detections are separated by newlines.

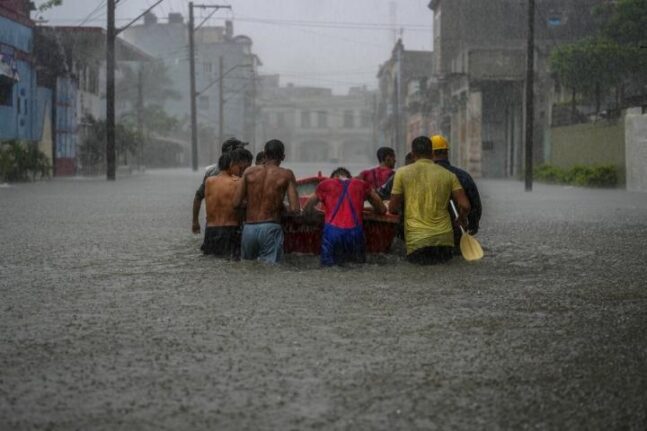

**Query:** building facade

left=35, top=26, right=152, bottom=175
left=428, top=0, right=609, bottom=178
left=257, top=75, right=376, bottom=164
left=0, top=1, right=42, bottom=143
left=376, top=41, right=434, bottom=161
left=121, top=14, right=260, bottom=166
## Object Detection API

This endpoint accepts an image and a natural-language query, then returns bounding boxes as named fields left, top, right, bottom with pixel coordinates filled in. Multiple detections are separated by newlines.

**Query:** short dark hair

left=330, top=167, right=351, bottom=178
left=404, top=152, right=414, bottom=165
left=264, top=139, right=285, bottom=161
left=221, top=137, right=247, bottom=153
left=231, top=147, right=253, bottom=165
left=255, top=151, right=265, bottom=165
left=218, top=152, right=231, bottom=171
left=377, top=146, right=395, bottom=163
left=411, top=136, right=432, bottom=156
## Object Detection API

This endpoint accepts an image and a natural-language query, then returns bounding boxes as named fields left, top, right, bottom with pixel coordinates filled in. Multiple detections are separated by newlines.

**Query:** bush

left=0, top=140, right=51, bottom=182
left=535, top=164, right=568, bottom=183
left=577, top=165, right=618, bottom=187
left=534, top=164, right=618, bottom=188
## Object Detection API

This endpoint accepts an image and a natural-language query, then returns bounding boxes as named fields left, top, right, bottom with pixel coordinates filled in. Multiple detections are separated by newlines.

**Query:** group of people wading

left=191, top=135, right=482, bottom=266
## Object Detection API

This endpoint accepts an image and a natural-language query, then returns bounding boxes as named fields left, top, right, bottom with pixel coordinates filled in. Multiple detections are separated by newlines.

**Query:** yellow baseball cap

left=431, top=135, right=449, bottom=151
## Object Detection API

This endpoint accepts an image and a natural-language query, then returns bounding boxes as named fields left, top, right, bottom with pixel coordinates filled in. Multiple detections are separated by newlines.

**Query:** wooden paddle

left=450, top=200, right=484, bottom=261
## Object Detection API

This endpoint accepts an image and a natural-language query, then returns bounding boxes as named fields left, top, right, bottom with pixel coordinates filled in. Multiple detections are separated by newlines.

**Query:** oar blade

left=460, top=233, right=484, bottom=261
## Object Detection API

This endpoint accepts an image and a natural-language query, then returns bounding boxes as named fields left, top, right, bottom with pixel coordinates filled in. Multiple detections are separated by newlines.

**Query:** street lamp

left=195, top=60, right=254, bottom=162
left=188, top=2, right=232, bottom=171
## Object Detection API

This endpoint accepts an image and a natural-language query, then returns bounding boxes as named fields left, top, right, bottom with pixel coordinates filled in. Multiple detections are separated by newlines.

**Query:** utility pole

left=106, top=0, right=116, bottom=180
left=106, top=0, right=163, bottom=180
left=188, top=3, right=232, bottom=171
left=218, top=56, right=224, bottom=154
left=137, top=66, right=144, bottom=170
left=525, top=0, right=535, bottom=192
left=188, top=2, right=198, bottom=171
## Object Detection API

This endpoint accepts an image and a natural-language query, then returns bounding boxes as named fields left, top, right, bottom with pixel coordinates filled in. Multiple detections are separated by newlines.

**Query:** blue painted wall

left=0, top=15, right=33, bottom=52
left=0, top=14, right=39, bottom=142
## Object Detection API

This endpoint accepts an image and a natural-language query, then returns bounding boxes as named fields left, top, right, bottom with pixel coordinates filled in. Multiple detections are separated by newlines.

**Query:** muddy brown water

left=1, top=168, right=646, bottom=429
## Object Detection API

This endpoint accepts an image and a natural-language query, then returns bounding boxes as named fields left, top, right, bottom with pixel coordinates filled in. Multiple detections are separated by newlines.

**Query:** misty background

left=39, top=0, right=434, bottom=94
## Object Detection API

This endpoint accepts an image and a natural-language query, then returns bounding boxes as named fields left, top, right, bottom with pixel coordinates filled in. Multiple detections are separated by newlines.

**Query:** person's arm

left=233, top=171, right=247, bottom=210
left=388, top=170, right=403, bottom=214
left=389, top=194, right=403, bottom=215
left=192, top=174, right=208, bottom=233
left=192, top=195, right=202, bottom=234
left=367, top=189, right=387, bottom=214
left=303, top=194, right=320, bottom=214
left=377, top=175, right=394, bottom=200
left=451, top=188, right=470, bottom=229
left=467, top=180, right=482, bottom=234
left=285, top=170, right=300, bottom=214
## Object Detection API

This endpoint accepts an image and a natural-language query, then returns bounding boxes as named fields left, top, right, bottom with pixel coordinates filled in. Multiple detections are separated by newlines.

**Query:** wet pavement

left=1, top=168, right=646, bottom=430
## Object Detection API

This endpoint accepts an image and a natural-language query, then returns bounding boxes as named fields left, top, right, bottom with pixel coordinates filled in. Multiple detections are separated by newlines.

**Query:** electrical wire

left=77, top=0, right=107, bottom=26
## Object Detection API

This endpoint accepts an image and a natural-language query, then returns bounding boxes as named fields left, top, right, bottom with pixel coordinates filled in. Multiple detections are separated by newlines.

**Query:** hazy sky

left=40, top=0, right=434, bottom=94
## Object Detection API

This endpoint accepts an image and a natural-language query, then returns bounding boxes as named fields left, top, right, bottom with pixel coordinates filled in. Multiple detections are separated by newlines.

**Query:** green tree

left=0, top=141, right=51, bottom=182
left=79, top=115, right=141, bottom=174
left=550, top=0, right=647, bottom=116
left=551, top=38, right=631, bottom=116
left=116, top=61, right=180, bottom=110
left=604, top=0, right=647, bottom=47
left=37, top=0, right=63, bottom=12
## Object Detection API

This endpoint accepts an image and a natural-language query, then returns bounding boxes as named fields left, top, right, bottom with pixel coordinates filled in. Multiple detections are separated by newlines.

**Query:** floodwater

left=1, top=168, right=646, bottom=430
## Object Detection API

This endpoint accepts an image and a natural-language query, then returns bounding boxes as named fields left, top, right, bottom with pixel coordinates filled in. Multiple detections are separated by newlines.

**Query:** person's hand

left=192, top=221, right=201, bottom=234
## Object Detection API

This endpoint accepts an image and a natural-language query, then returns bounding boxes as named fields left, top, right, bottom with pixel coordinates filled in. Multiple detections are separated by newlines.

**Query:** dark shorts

left=201, top=226, right=241, bottom=260
left=321, top=223, right=366, bottom=267
left=406, top=246, right=453, bottom=265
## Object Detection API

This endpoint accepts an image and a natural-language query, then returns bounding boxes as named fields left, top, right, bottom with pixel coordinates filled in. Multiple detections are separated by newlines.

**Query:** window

left=0, top=80, right=13, bottom=106
left=198, top=95, right=209, bottom=110
left=301, top=110, right=311, bottom=128
left=203, top=62, right=213, bottom=74
left=343, top=110, right=354, bottom=128
left=277, top=112, right=286, bottom=128
left=360, top=110, right=371, bottom=128
left=317, top=111, right=327, bottom=128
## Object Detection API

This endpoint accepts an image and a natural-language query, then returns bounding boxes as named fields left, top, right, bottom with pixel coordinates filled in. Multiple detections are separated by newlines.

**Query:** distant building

left=0, top=1, right=47, bottom=146
left=34, top=27, right=152, bottom=175
left=121, top=14, right=260, bottom=166
left=428, top=0, right=609, bottom=178
left=376, top=41, right=434, bottom=161
left=257, top=75, right=376, bottom=164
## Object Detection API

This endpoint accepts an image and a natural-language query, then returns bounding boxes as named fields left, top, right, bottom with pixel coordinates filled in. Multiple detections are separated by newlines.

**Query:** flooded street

left=1, top=168, right=646, bottom=429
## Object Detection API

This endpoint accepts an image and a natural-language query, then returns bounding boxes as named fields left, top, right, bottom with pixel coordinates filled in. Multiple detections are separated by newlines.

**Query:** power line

left=229, top=16, right=432, bottom=31
left=77, top=0, right=107, bottom=26
left=64, top=13, right=432, bottom=32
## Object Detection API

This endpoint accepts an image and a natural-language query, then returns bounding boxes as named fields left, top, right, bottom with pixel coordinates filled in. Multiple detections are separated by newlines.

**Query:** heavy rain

left=1, top=0, right=647, bottom=429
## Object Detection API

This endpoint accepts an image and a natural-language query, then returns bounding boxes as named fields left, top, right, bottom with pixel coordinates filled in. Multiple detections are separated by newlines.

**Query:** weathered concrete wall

left=625, top=108, right=647, bottom=192
left=550, top=121, right=625, bottom=181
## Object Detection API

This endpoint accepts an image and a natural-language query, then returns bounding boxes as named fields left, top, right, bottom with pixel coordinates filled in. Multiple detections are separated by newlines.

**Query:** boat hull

left=282, top=176, right=398, bottom=255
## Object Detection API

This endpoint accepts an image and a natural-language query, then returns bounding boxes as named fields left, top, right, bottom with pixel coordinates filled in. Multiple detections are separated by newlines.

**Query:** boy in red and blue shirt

left=304, top=168, right=386, bottom=266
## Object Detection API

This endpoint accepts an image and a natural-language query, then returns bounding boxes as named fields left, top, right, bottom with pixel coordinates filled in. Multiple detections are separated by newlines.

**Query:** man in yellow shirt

left=389, top=136, right=471, bottom=264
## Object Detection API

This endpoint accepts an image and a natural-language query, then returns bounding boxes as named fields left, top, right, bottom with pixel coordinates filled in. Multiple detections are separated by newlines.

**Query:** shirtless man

left=233, top=139, right=300, bottom=264
left=201, top=148, right=253, bottom=259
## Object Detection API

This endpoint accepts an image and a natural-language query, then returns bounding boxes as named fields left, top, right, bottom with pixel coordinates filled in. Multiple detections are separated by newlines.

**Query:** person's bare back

left=205, top=173, right=241, bottom=227
left=237, top=163, right=299, bottom=223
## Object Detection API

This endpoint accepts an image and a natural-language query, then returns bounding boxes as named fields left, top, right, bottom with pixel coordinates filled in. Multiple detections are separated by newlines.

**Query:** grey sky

left=41, top=0, right=434, bottom=94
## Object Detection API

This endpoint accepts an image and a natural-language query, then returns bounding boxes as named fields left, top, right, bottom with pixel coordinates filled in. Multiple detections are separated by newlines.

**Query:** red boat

left=282, top=173, right=399, bottom=254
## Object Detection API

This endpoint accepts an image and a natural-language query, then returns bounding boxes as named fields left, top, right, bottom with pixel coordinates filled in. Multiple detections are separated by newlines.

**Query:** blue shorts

left=241, top=222, right=284, bottom=264
left=321, top=223, right=366, bottom=267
